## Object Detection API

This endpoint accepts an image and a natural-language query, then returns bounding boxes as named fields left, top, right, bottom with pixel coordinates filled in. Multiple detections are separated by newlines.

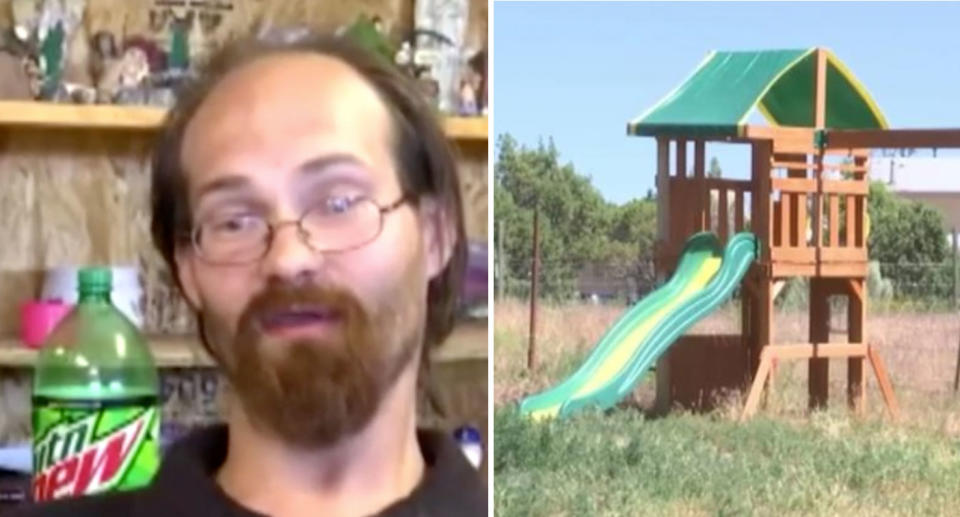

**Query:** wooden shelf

left=0, top=318, right=486, bottom=369
left=0, top=101, right=487, bottom=140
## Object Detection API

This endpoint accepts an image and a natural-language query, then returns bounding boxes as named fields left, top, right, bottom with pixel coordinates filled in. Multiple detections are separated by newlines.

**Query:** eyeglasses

left=191, top=195, right=409, bottom=265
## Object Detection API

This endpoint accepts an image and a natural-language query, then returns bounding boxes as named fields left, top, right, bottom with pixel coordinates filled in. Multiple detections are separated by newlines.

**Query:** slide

left=519, top=231, right=758, bottom=420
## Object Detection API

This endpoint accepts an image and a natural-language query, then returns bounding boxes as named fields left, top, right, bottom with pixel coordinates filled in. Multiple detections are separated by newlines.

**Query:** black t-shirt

left=9, top=424, right=487, bottom=516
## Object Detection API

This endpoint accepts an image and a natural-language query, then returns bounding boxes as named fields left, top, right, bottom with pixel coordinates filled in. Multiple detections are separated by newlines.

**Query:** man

left=14, top=32, right=485, bottom=517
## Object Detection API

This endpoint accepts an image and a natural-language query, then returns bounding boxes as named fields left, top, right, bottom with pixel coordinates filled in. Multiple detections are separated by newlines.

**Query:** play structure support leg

left=808, top=279, right=830, bottom=410
left=847, top=279, right=866, bottom=413
left=867, top=346, right=900, bottom=420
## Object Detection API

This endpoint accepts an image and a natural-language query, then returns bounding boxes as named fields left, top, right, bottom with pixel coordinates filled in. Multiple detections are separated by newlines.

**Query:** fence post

left=528, top=204, right=540, bottom=371
left=497, top=220, right=506, bottom=300
left=953, top=228, right=958, bottom=310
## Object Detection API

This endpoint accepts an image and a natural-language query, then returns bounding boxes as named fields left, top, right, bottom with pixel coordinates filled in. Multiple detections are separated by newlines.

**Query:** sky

left=493, top=1, right=960, bottom=204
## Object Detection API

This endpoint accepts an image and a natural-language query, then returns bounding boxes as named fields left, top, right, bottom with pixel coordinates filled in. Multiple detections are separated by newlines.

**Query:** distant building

left=869, top=156, right=960, bottom=243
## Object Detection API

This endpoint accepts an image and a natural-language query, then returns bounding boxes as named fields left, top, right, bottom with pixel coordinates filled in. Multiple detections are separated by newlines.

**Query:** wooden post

left=527, top=204, right=540, bottom=371
left=952, top=229, right=959, bottom=393
left=497, top=219, right=506, bottom=300
left=655, top=138, right=672, bottom=413
left=809, top=278, right=830, bottom=410
left=694, top=140, right=706, bottom=231
left=848, top=279, right=866, bottom=412
left=814, top=48, right=827, bottom=129
left=676, top=139, right=687, bottom=177
left=953, top=228, right=958, bottom=309
left=954, top=325, right=960, bottom=393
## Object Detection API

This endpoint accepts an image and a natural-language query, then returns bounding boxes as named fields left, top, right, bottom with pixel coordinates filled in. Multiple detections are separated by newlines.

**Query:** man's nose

left=260, top=222, right=323, bottom=284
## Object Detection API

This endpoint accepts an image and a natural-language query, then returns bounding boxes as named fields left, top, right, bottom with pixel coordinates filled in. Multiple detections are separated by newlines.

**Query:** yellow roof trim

left=824, top=50, right=890, bottom=129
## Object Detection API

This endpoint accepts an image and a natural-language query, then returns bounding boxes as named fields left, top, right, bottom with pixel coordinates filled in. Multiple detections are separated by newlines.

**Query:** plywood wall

left=0, top=128, right=486, bottom=337
left=0, top=0, right=487, bottom=337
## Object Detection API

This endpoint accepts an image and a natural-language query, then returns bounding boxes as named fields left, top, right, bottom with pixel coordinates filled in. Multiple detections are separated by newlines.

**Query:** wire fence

left=497, top=259, right=960, bottom=311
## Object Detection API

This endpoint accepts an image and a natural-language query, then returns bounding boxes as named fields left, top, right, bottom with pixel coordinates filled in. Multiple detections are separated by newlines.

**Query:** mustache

left=239, top=281, right=369, bottom=331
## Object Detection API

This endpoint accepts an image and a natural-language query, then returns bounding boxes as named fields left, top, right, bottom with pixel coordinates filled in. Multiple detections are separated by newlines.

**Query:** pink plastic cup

left=20, top=301, right=73, bottom=349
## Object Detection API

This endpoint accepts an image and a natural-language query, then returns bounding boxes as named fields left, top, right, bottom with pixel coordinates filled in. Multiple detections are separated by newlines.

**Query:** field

left=494, top=299, right=960, bottom=516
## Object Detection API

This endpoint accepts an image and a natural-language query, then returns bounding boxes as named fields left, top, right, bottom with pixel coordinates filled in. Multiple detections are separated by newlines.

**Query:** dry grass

left=494, top=299, right=960, bottom=429
left=495, top=299, right=960, bottom=516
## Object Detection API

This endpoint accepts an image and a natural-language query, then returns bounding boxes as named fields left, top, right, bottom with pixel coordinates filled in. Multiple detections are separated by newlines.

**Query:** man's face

left=175, top=53, right=451, bottom=446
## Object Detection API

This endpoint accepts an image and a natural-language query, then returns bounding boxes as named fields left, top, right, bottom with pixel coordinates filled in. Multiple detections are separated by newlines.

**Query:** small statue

left=97, top=45, right=149, bottom=104
left=89, top=30, right=117, bottom=86
left=457, top=79, right=478, bottom=117
left=467, top=49, right=486, bottom=114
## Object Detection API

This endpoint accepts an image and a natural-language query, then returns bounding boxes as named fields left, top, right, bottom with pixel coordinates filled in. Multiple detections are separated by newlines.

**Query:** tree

left=605, top=199, right=658, bottom=297
left=494, top=134, right=611, bottom=299
left=867, top=181, right=950, bottom=300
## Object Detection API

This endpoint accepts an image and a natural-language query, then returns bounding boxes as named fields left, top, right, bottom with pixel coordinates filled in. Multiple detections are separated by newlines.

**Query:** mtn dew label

left=32, top=395, right=160, bottom=502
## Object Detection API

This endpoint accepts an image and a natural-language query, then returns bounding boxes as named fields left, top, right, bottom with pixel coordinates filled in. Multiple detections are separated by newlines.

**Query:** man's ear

left=175, top=246, right=202, bottom=310
left=419, top=196, right=456, bottom=281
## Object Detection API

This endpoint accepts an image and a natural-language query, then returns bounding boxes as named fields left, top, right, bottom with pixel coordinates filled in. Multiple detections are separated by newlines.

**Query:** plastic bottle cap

left=78, top=267, right=112, bottom=293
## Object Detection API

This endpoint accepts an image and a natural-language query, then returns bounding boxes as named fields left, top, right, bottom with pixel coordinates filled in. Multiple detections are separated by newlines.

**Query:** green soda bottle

left=31, top=267, right=160, bottom=502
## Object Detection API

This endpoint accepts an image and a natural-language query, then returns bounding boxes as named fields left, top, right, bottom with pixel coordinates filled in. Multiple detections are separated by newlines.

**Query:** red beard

left=207, top=280, right=418, bottom=448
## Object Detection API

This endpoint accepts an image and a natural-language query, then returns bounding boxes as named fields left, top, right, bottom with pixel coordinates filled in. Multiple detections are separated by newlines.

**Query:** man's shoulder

left=5, top=490, right=144, bottom=517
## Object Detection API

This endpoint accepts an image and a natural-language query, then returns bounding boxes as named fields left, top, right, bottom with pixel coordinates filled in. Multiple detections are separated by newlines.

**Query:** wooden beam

left=767, top=343, right=869, bottom=360
left=676, top=139, right=687, bottom=177
left=867, top=346, right=900, bottom=420
left=719, top=187, right=729, bottom=242
left=771, top=247, right=817, bottom=263
left=780, top=190, right=792, bottom=249
left=855, top=156, right=868, bottom=247
left=814, top=48, right=827, bottom=128
left=829, top=194, right=840, bottom=247
left=824, top=128, right=960, bottom=149
left=809, top=278, right=830, bottom=410
left=822, top=180, right=869, bottom=195
left=821, top=247, right=868, bottom=262
left=656, top=138, right=670, bottom=240
left=772, top=177, right=817, bottom=193
left=694, top=140, right=705, bottom=178
left=771, top=261, right=869, bottom=278
left=742, top=347, right=774, bottom=420
left=752, top=141, right=773, bottom=263
left=848, top=279, right=866, bottom=413
left=655, top=137, right=672, bottom=414
left=695, top=140, right=707, bottom=231
left=744, top=125, right=816, bottom=154
left=735, top=189, right=745, bottom=233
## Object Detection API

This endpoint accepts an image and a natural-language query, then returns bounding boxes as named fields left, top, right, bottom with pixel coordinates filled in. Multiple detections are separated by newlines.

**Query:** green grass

left=494, top=407, right=960, bottom=516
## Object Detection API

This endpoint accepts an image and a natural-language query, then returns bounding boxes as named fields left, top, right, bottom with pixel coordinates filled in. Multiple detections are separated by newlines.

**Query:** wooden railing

left=668, top=177, right=752, bottom=247
left=767, top=152, right=869, bottom=267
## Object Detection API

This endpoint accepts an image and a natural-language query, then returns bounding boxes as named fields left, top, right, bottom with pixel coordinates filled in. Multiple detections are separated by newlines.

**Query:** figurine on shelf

left=89, top=30, right=117, bottom=87
left=457, top=79, right=477, bottom=117
left=97, top=44, right=149, bottom=104
left=467, top=48, right=486, bottom=115
left=414, top=0, right=469, bottom=113
left=168, top=11, right=189, bottom=71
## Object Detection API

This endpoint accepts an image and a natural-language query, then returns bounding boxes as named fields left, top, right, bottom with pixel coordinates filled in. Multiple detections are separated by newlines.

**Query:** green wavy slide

left=519, top=232, right=758, bottom=420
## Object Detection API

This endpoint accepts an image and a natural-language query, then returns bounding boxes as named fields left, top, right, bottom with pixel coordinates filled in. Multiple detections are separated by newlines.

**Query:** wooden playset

left=629, top=47, right=960, bottom=419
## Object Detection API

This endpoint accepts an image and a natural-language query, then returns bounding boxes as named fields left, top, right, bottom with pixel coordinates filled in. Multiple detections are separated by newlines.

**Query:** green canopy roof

left=627, top=48, right=888, bottom=138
